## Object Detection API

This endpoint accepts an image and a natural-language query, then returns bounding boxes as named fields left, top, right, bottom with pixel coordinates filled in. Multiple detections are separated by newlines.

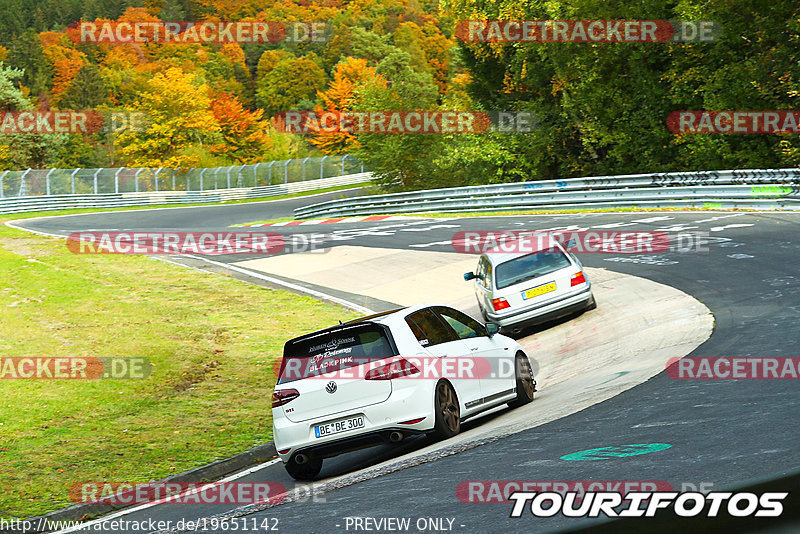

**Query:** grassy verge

left=1, top=183, right=368, bottom=221
left=0, top=215, right=357, bottom=518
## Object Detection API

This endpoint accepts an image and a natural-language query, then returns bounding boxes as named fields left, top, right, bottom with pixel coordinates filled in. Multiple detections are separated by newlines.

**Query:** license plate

left=314, top=415, right=365, bottom=438
left=522, top=282, right=556, bottom=300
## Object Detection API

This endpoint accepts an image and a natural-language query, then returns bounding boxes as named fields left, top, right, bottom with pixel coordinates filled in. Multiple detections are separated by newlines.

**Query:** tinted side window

left=406, top=309, right=458, bottom=347
left=434, top=307, right=487, bottom=339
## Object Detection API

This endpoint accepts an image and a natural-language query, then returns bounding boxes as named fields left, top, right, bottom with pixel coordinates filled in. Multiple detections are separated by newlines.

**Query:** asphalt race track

left=9, top=198, right=800, bottom=533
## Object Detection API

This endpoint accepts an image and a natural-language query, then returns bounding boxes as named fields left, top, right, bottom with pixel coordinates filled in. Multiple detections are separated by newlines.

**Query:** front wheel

left=430, top=380, right=461, bottom=440
left=284, top=455, right=323, bottom=481
left=508, top=353, right=536, bottom=408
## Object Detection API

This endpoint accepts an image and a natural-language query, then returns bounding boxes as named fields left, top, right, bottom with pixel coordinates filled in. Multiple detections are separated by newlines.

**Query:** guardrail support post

left=226, top=166, right=233, bottom=188
left=267, top=161, right=275, bottom=185
left=341, top=155, right=348, bottom=175
left=302, top=157, right=310, bottom=181
left=284, top=160, right=289, bottom=184
left=18, top=168, right=30, bottom=196
left=186, top=168, right=191, bottom=192
left=0, top=170, right=7, bottom=198
left=214, top=168, right=220, bottom=189
left=237, top=165, right=243, bottom=187
left=200, top=168, right=206, bottom=191
left=320, top=156, right=328, bottom=179
left=92, top=169, right=101, bottom=194
left=114, top=167, right=124, bottom=194
left=70, top=168, right=80, bottom=194
left=360, top=160, right=364, bottom=172
left=253, top=163, right=261, bottom=187
left=171, top=169, right=176, bottom=190
left=135, top=168, right=143, bottom=192
left=154, top=167, right=162, bottom=192
left=46, top=168, right=55, bottom=195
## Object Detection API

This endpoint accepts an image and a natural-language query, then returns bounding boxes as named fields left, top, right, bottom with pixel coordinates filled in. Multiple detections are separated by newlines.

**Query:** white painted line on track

left=52, top=459, right=283, bottom=533
left=589, top=222, right=638, bottom=228
left=631, top=216, right=673, bottom=223
left=694, top=213, right=745, bottom=223
left=710, top=223, right=755, bottom=232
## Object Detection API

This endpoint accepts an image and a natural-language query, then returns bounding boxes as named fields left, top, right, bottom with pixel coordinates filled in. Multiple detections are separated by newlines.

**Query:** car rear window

left=494, top=247, right=572, bottom=289
left=277, top=323, right=396, bottom=384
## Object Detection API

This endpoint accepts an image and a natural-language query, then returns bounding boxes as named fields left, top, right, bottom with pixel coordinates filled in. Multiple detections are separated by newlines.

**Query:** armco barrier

left=294, top=169, right=800, bottom=219
left=0, top=173, right=372, bottom=215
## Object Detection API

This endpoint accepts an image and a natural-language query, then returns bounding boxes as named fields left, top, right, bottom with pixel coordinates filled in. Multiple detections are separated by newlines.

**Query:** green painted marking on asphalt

left=560, top=443, right=672, bottom=461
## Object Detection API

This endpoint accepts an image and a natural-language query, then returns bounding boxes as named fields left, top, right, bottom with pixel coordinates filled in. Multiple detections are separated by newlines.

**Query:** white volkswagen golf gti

left=272, top=304, right=536, bottom=480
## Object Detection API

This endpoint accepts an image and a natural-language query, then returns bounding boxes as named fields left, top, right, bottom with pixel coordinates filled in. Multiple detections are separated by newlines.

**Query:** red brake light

left=399, top=417, right=426, bottom=425
left=365, top=358, right=420, bottom=380
left=571, top=271, right=586, bottom=287
left=272, top=389, right=299, bottom=408
left=491, top=298, right=510, bottom=311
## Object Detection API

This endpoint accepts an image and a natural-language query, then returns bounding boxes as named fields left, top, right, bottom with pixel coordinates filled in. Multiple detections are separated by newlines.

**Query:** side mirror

left=486, top=322, right=500, bottom=336
left=464, top=272, right=476, bottom=281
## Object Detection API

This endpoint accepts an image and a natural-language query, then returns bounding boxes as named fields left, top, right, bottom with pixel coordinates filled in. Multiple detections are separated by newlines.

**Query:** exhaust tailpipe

left=294, top=453, right=309, bottom=465
left=389, top=431, right=403, bottom=443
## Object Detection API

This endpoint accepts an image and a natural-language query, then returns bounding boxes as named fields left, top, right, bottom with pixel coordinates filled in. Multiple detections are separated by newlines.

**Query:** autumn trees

left=3, top=0, right=794, bottom=187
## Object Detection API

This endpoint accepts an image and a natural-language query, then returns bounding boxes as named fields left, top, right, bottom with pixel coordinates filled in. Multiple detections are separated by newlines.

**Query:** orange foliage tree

left=209, top=92, right=272, bottom=164
left=310, top=57, right=386, bottom=154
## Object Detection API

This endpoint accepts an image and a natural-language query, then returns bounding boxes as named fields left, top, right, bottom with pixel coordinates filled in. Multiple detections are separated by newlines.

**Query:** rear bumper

left=290, top=427, right=427, bottom=461
left=273, top=386, right=434, bottom=462
left=487, top=285, right=594, bottom=332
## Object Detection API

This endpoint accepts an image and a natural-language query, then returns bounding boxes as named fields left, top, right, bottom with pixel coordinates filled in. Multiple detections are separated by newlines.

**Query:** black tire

left=585, top=294, right=597, bottom=311
left=431, top=380, right=461, bottom=440
left=508, top=353, right=536, bottom=408
left=284, top=455, right=323, bottom=481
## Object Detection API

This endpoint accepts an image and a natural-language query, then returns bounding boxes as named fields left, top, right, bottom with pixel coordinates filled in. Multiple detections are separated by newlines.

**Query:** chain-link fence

left=0, top=155, right=363, bottom=198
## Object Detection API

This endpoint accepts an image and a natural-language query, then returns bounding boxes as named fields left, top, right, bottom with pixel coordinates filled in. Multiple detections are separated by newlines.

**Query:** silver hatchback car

left=464, top=240, right=596, bottom=335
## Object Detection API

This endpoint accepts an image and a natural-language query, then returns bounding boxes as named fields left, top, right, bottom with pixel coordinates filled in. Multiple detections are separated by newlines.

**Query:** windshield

left=277, top=324, right=396, bottom=384
left=494, top=248, right=572, bottom=290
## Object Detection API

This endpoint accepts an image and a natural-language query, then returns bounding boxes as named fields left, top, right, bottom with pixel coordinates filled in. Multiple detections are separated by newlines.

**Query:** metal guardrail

left=294, top=169, right=800, bottom=218
left=0, top=155, right=363, bottom=199
left=0, top=173, right=372, bottom=215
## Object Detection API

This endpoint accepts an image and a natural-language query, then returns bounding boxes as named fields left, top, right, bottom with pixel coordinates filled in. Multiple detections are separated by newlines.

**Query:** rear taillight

left=571, top=271, right=586, bottom=286
left=272, top=389, right=300, bottom=408
left=399, top=417, right=426, bottom=425
left=365, top=358, right=420, bottom=380
left=492, top=297, right=510, bottom=311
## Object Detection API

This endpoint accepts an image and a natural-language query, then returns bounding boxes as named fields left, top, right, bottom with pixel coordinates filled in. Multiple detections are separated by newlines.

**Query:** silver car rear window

left=494, top=247, right=572, bottom=289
